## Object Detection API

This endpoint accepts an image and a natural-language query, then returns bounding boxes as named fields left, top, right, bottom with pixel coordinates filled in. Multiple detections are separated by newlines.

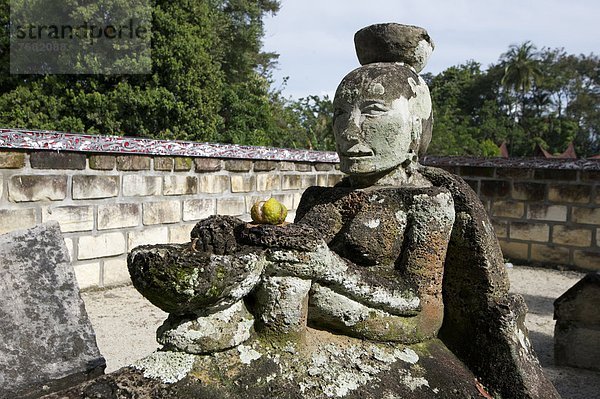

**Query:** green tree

left=0, top=0, right=287, bottom=145
left=500, top=41, right=541, bottom=124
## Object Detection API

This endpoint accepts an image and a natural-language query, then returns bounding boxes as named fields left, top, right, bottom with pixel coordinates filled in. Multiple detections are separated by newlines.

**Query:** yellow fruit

left=250, top=201, right=264, bottom=223
left=250, top=198, right=287, bottom=225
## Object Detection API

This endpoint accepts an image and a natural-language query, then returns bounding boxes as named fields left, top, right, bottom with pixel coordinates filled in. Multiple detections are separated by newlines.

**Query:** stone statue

left=50, top=23, right=560, bottom=399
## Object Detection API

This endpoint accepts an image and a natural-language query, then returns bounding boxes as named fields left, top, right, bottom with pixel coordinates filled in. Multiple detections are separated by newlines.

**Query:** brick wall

left=424, top=157, right=600, bottom=272
left=0, top=148, right=343, bottom=289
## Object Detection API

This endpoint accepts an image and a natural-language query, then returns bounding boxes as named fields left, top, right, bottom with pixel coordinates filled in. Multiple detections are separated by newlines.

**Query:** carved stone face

left=333, top=63, right=432, bottom=176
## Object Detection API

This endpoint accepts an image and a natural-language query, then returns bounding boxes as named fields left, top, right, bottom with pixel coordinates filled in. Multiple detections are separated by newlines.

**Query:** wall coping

left=423, top=156, right=600, bottom=171
left=2, top=128, right=599, bottom=170
left=0, top=128, right=340, bottom=163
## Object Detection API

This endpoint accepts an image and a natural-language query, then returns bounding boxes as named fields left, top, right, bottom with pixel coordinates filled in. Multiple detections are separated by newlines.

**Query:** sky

left=262, top=0, right=600, bottom=99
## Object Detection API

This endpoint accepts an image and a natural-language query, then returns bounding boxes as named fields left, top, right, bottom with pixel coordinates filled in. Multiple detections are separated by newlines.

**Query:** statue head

left=333, top=62, right=433, bottom=177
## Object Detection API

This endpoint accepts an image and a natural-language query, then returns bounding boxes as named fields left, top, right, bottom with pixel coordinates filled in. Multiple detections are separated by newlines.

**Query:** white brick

left=128, top=227, right=169, bottom=250
left=528, top=205, right=568, bottom=222
left=9, top=175, right=67, bottom=202
left=0, top=208, right=37, bottom=235
left=317, top=174, right=328, bottom=187
left=217, top=197, right=246, bottom=216
left=169, top=224, right=194, bottom=244
left=163, top=176, right=198, bottom=196
left=98, top=203, right=141, bottom=230
left=256, top=174, right=281, bottom=192
left=42, top=205, right=93, bottom=232
left=78, top=233, right=126, bottom=260
left=122, top=175, right=161, bottom=197
left=143, top=201, right=181, bottom=225
left=72, top=175, right=119, bottom=199
left=231, top=175, right=256, bottom=193
left=183, top=199, right=215, bottom=221
left=103, top=258, right=131, bottom=287
left=198, top=175, right=230, bottom=193
left=73, top=262, right=101, bottom=290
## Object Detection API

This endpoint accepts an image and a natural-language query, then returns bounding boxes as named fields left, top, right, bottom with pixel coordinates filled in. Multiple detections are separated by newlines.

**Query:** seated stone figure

left=125, top=23, right=559, bottom=399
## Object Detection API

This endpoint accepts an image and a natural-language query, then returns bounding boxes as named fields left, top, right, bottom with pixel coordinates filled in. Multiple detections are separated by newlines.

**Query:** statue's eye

left=361, top=103, right=389, bottom=117
left=333, top=108, right=347, bottom=121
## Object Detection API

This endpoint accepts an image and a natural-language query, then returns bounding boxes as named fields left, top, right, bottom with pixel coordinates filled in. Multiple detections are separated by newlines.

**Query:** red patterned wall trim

left=0, top=128, right=340, bottom=163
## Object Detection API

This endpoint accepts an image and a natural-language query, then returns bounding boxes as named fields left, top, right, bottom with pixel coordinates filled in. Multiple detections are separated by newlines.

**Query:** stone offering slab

left=0, top=223, right=105, bottom=398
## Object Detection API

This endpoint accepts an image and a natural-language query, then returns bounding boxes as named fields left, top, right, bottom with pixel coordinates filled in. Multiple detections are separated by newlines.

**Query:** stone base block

left=157, top=301, right=254, bottom=354
left=554, top=323, right=600, bottom=371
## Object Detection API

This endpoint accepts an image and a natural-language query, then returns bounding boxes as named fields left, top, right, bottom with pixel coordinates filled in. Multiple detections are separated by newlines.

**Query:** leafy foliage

left=427, top=46, right=599, bottom=157
left=0, top=3, right=597, bottom=156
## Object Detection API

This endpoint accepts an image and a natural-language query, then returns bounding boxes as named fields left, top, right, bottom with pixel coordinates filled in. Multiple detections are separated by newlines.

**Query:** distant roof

left=533, top=142, right=578, bottom=159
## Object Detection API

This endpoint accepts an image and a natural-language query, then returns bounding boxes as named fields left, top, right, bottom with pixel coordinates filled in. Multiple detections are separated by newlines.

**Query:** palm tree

left=500, top=41, right=541, bottom=123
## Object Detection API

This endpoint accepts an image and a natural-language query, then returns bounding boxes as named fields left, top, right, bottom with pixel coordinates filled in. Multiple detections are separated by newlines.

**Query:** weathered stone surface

left=548, top=184, right=591, bottom=204
left=168, top=224, right=194, bottom=244
left=552, top=225, right=593, bottom=247
left=239, top=223, right=322, bottom=252
left=256, top=174, right=281, bottom=191
left=198, top=175, right=229, bottom=193
left=528, top=204, right=568, bottom=222
left=572, top=207, right=600, bottom=225
left=98, top=203, right=141, bottom=230
left=183, top=199, right=215, bottom=221
left=530, top=244, right=570, bottom=264
left=254, top=160, right=278, bottom=171
left=554, top=273, right=600, bottom=371
left=0, top=223, right=105, bottom=398
left=72, top=175, right=119, bottom=199
left=30, top=151, right=86, bottom=170
left=499, top=240, right=529, bottom=261
left=512, top=182, right=546, bottom=201
left=174, top=157, right=193, bottom=171
left=573, top=250, right=600, bottom=271
left=143, top=201, right=181, bottom=225
left=122, top=175, right=161, bottom=197
left=158, top=301, right=254, bottom=354
left=154, top=157, right=173, bottom=171
left=231, top=175, right=256, bottom=193
left=128, top=239, right=266, bottom=315
left=43, top=334, right=493, bottom=399
left=103, top=258, right=131, bottom=287
left=421, top=167, right=559, bottom=399
left=194, top=158, right=222, bottom=172
left=492, top=200, right=525, bottom=218
left=78, top=233, right=126, bottom=260
left=116, top=155, right=151, bottom=171
left=9, top=175, right=67, bottom=202
left=253, top=277, right=311, bottom=334
left=354, top=23, right=434, bottom=72
left=42, top=205, right=94, bottom=232
left=189, top=215, right=245, bottom=255
left=128, top=227, right=169, bottom=250
left=0, top=150, right=26, bottom=168
left=510, top=222, right=550, bottom=242
left=89, top=155, right=115, bottom=170
left=163, top=176, right=198, bottom=196
left=224, top=159, right=252, bottom=172
left=217, top=197, right=246, bottom=216
left=0, top=208, right=37, bottom=234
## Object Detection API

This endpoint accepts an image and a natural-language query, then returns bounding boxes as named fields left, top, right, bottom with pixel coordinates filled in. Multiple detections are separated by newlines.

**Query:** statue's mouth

left=343, top=144, right=374, bottom=158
